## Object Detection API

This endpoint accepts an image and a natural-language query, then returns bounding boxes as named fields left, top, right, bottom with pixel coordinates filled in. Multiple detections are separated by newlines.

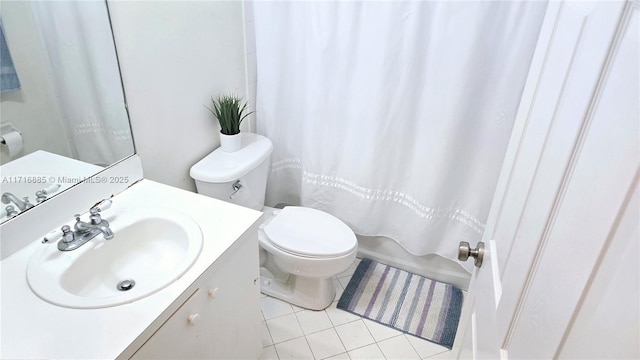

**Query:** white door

left=452, top=1, right=639, bottom=358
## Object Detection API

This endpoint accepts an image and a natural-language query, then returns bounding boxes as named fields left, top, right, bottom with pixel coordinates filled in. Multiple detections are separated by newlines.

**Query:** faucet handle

left=90, top=199, right=112, bottom=215
left=74, top=214, right=82, bottom=222
left=61, top=225, right=75, bottom=243
left=99, top=199, right=112, bottom=211
left=42, top=228, right=63, bottom=243
left=5, top=205, right=18, bottom=217
left=35, top=191, right=47, bottom=203
left=43, top=183, right=61, bottom=195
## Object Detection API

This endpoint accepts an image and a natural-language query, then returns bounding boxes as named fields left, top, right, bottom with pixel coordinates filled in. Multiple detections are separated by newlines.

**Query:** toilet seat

left=263, top=207, right=357, bottom=258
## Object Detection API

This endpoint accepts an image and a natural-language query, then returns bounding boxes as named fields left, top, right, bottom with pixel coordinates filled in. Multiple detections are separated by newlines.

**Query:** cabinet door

left=204, top=237, right=261, bottom=359
left=131, top=289, right=209, bottom=360
left=131, top=234, right=262, bottom=360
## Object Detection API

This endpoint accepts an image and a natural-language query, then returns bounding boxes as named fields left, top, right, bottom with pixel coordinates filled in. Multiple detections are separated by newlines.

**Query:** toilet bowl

left=258, top=206, right=357, bottom=310
left=190, top=133, right=358, bottom=310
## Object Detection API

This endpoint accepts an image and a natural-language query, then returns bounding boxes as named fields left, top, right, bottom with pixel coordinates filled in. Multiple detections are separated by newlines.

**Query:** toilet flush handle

left=230, top=180, right=243, bottom=199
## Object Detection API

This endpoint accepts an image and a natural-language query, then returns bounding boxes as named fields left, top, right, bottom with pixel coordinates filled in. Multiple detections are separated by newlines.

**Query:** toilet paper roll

left=1, top=131, right=23, bottom=157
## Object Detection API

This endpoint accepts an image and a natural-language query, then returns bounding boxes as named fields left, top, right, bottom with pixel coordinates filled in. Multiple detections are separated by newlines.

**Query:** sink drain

left=117, top=279, right=136, bottom=291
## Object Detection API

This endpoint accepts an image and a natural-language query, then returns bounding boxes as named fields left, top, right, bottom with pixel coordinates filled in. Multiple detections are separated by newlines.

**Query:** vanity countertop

left=0, top=179, right=263, bottom=359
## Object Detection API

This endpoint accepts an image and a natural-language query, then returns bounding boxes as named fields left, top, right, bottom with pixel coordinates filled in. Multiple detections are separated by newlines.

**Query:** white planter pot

left=220, top=132, right=242, bottom=152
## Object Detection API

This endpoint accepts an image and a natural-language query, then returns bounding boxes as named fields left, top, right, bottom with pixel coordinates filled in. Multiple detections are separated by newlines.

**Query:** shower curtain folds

left=32, top=1, right=133, bottom=166
left=252, top=0, right=547, bottom=272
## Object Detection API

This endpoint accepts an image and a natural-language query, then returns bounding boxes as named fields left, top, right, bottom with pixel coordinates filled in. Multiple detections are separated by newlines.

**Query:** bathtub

left=356, top=234, right=471, bottom=290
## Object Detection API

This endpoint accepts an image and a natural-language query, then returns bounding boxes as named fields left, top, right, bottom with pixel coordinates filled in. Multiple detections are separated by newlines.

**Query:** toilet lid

left=263, top=207, right=356, bottom=258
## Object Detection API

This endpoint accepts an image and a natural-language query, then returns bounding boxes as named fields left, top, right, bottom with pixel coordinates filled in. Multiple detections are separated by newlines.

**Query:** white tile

left=334, top=320, right=376, bottom=351
left=324, top=352, right=351, bottom=360
left=377, top=335, right=421, bottom=360
left=305, top=328, right=346, bottom=359
left=424, top=350, right=452, bottom=359
left=265, top=313, right=304, bottom=344
left=274, top=337, right=314, bottom=360
left=363, top=318, right=403, bottom=342
left=291, top=303, right=308, bottom=313
left=261, top=321, right=273, bottom=347
left=338, top=275, right=352, bottom=289
left=326, top=301, right=361, bottom=327
left=406, top=335, right=449, bottom=359
left=335, top=279, right=345, bottom=301
left=261, top=296, right=294, bottom=320
left=348, top=343, right=385, bottom=360
left=295, top=309, right=333, bottom=335
left=259, top=345, right=278, bottom=360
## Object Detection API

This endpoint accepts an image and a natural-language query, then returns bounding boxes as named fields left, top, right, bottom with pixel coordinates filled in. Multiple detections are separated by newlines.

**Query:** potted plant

left=206, top=94, right=252, bottom=152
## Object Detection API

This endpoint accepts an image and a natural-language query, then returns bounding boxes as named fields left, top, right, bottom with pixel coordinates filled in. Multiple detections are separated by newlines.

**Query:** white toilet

left=190, top=133, right=357, bottom=310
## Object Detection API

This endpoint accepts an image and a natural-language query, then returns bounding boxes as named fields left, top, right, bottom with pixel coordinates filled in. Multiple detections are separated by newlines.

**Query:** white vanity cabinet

left=0, top=178, right=265, bottom=359
left=131, top=231, right=262, bottom=360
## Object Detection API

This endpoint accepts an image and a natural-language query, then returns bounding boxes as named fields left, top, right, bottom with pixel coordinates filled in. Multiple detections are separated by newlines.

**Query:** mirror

left=0, top=0, right=134, bottom=223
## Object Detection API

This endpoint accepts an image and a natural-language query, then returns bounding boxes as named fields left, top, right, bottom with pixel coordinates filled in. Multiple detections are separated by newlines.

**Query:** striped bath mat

left=337, top=258, right=463, bottom=349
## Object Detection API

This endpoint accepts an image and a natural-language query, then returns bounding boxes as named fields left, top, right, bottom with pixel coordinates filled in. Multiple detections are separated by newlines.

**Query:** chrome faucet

left=3, top=205, right=18, bottom=217
left=1, top=192, right=34, bottom=211
left=58, top=200, right=114, bottom=251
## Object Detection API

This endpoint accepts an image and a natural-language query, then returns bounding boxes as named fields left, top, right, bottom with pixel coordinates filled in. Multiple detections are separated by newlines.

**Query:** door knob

left=458, top=241, right=485, bottom=268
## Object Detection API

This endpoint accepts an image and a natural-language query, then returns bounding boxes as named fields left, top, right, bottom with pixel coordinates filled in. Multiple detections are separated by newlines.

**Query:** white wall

left=0, top=1, right=73, bottom=165
left=244, top=1, right=257, bottom=130
left=108, top=0, right=249, bottom=191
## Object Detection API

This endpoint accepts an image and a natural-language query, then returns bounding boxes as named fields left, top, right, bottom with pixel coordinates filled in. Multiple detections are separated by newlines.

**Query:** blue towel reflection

left=1, top=20, right=21, bottom=93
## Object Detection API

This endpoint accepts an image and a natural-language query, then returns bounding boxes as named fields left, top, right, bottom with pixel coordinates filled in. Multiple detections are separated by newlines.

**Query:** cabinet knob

left=188, top=313, right=200, bottom=325
left=208, top=288, right=219, bottom=298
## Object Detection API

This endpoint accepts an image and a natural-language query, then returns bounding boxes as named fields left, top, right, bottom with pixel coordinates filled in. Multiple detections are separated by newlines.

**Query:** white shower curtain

left=253, top=1, right=547, bottom=271
left=32, top=1, right=133, bottom=166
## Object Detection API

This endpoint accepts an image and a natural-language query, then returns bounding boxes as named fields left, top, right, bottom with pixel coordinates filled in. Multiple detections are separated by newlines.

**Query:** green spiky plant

left=206, top=94, right=253, bottom=135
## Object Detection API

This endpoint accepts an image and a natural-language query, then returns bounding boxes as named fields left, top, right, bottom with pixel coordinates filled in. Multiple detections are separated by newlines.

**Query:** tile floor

left=259, top=259, right=451, bottom=360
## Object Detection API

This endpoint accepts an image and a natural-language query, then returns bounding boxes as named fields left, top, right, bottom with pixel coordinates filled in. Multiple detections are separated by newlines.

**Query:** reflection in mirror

left=0, top=0, right=134, bottom=223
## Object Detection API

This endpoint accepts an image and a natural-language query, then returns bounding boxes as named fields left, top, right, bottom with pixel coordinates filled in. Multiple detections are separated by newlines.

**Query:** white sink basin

left=26, top=208, right=203, bottom=309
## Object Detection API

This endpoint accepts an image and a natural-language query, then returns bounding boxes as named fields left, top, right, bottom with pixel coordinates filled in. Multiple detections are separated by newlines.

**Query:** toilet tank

left=190, top=133, right=273, bottom=210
